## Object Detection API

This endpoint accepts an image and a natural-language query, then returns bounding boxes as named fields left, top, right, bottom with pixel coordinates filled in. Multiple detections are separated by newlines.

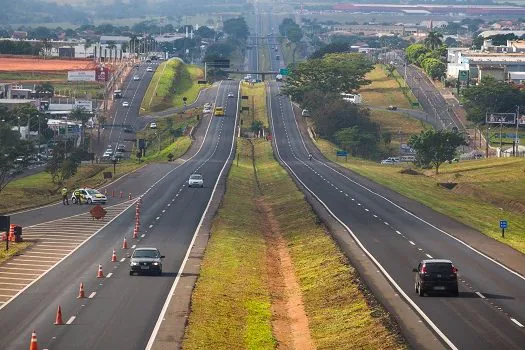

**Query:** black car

left=129, top=248, right=165, bottom=275
left=413, top=259, right=458, bottom=296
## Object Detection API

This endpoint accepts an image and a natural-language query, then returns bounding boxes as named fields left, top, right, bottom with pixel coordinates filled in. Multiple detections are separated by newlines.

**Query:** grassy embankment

left=0, top=72, right=104, bottom=99
left=183, top=84, right=404, bottom=349
left=140, top=60, right=206, bottom=114
left=239, top=81, right=268, bottom=130
left=311, top=65, right=525, bottom=253
left=0, top=162, right=143, bottom=214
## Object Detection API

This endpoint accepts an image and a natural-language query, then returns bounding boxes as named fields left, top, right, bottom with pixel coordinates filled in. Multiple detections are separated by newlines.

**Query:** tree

left=0, top=124, right=33, bottom=195
left=408, top=129, right=467, bottom=175
left=444, top=37, right=459, bottom=48
left=287, top=26, right=303, bottom=64
left=405, top=44, right=430, bottom=64
left=69, top=107, right=90, bottom=150
left=461, top=77, right=525, bottom=124
left=335, top=126, right=379, bottom=158
left=34, top=82, right=54, bottom=98
left=424, top=31, right=444, bottom=50
left=421, top=58, right=446, bottom=80
left=195, top=26, right=216, bottom=39
left=222, top=17, right=248, bottom=41
left=282, top=53, right=374, bottom=103
left=310, top=42, right=350, bottom=59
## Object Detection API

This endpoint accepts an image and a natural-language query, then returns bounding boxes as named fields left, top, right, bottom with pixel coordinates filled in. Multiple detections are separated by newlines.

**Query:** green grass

left=240, top=82, right=268, bottom=128
left=182, top=139, right=276, bottom=350
left=135, top=110, right=198, bottom=162
left=0, top=161, right=143, bottom=214
left=360, top=65, right=417, bottom=109
left=315, top=138, right=525, bottom=254
left=0, top=241, right=33, bottom=264
left=256, top=140, right=405, bottom=349
left=140, top=60, right=206, bottom=114
left=0, top=72, right=66, bottom=81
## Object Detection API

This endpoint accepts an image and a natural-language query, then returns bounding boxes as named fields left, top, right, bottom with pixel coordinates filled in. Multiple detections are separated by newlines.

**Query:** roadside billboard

left=95, top=66, right=110, bottom=82
left=74, top=99, right=93, bottom=112
left=519, top=114, right=525, bottom=126
left=68, top=70, right=96, bottom=82
left=486, top=113, right=516, bottom=125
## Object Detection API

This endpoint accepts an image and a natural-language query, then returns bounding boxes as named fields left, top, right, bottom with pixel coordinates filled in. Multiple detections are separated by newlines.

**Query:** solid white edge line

left=475, top=292, right=486, bottom=299
left=66, top=316, right=76, bottom=325
left=426, top=254, right=433, bottom=259
left=268, top=82, right=458, bottom=350
left=145, top=81, right=239, bottom=350
left=510, top=318, right=524, bottom=328
left=88, top=292, right=96, bottom=299
left=106, top=273, right=113, bottom=278
left=286, top=86, right=525, bottom=283
left=0, top=200, right=138, bottom=312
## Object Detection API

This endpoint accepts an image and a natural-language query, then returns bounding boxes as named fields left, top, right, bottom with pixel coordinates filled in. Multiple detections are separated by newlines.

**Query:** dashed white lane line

left=88, top=292, right=96, bottom=299
left=351, top=198, right=355, bottom=201
left=66, top=316, right=76, bottom=325
left=344, top=193, right=349, bottom=197
left=167, top=204, right=171, bottom=207
left=120, top=258, right=126, bottom=262
left=357, top=203, right=362, bottom=206
left=106, top=273, right=113, bottom=278
left=373, top=214, right=378, bottom=218
left=384, top=221, right=389, bottom=226
left=418, top=248, right=423, bottom=251
left=475, top=292, right=486, bottom=299
left=365, top=208, right=369, bottom=212
left=141, top=234, right=145, bottom=238
left=409, top=241, right=416, bottom=246
left=426, top=254, right=433, bottom=258
left=162, top=210, right=166, bottom=213
left=155, top=217, right=160, bottom=220
left=511, top=318, right=524, bottom=327
left=131, top=245, right=136, bottom=249
left=149, top=225, right=153, bottom=228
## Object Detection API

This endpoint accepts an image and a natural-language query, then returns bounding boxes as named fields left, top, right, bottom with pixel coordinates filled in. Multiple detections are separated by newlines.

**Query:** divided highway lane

left=0, top=80, right=240, bottom=350
left=267, top=82, right=525, bottom=349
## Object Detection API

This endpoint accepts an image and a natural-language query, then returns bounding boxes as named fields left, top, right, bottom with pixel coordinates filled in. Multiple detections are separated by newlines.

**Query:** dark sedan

left=129, top=248, right=165, bottom=275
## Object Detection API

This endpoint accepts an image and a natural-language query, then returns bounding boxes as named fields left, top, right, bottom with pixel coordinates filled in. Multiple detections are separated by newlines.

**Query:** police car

left=71, top=188, right=107, bottom=204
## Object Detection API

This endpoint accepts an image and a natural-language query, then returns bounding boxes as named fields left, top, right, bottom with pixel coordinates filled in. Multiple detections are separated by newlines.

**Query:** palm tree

left=424, top=31, right=444, bottom=50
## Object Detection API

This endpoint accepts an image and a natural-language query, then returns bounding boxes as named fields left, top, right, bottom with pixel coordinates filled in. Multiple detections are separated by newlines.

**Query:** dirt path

left=258, top=199, right=316, bottom=350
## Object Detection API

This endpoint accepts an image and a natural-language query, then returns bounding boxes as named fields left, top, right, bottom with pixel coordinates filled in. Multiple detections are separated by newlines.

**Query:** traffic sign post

left=336, top=150, right=348, bottom=162
left=279, top=68, right=289, bottom=76
left=500, top=220, right=508, bottom=238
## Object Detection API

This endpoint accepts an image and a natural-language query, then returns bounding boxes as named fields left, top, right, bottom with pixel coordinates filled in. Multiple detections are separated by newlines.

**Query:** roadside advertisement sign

left=95, top=66, right=110, bottom=82
left=486, top=113, right=516, bottom=125
left=67, top=70, right=96, bottom=82
left=74, top=100, right=93, bottom=112
left=518, top=114, right=525, bottom=126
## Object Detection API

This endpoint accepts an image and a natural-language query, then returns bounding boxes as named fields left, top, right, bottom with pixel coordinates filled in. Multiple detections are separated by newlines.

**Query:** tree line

left=405, top=32, right=447, bottom=80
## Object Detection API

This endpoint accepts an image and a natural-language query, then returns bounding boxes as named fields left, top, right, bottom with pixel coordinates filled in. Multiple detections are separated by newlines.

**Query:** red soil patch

left=0, top=57, right=97, bottom=72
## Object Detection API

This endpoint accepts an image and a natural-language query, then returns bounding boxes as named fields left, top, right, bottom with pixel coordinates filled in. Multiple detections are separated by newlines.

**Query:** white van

left=341, top=93, right=362, bottom=104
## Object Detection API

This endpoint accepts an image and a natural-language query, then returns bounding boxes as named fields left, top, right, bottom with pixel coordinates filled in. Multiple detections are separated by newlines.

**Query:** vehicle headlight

left=131, top=262, right=139, bottom=266
left=153, top=262, right=159, bottom=265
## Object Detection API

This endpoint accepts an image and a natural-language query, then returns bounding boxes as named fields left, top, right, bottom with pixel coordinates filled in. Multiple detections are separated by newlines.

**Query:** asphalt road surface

left=267, top=80, right=525, bottom=349
left=0, top=80, right=239, bottom=349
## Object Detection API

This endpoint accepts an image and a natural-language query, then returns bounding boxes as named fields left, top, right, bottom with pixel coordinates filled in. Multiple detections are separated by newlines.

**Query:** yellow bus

left=214, top=107, right=225, bottom=116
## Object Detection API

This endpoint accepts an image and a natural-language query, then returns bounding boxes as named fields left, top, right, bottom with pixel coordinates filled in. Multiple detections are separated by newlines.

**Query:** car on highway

left=122, top=101, right=129, bottom=107
left=102, top=150, right=112, bottom=159
left=124, top=127, right=133, bottom=133
left=214, top=106, right=225, bottom=116
left=71, top=188, right=107, bottom=204
left=413, top=259, right=459, bottom=296
left=146, top=67, right=153, bottom=72
left=150, top=122, right=157, bottom=129
left=227, top=92, right=234, bottom=98
left=129, top=248, right=165, bottom=275
left=301, top=109, right=311, bottom=117
left=133, top=75, right=140, bottom=81
left=380, top=159, right=395, bottom=165
left=203, top=106, right=212, bottom=113
left=188, top=173, right=204, bottom=188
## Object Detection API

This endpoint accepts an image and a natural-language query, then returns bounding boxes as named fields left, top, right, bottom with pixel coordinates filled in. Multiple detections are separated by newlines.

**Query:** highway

left=255, top=10, right=525, bottom=349
left=267, top=76, right=525, bottom=350
left=0, top=80, right=239, bottom=349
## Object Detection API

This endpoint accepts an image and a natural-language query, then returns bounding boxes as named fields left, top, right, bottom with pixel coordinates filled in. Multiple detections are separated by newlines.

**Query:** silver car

left=129, top=248, right=165, bottom=275
left=188, top=173, right=204, bottom=188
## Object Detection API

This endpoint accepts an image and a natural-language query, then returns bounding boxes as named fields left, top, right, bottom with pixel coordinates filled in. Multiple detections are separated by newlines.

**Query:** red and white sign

left=95, top=66, right=110, bottom=82
left=68, top=70, right=96, bottom=82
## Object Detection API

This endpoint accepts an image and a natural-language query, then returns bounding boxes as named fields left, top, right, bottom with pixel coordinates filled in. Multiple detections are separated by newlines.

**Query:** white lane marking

left=409, top=241, right=416, bottom=246
left=120, top=258, right=126, bottom=262
left=426, top=254, right=433, bottom=259
left=149, top=225, right=153, bottom=228
left=269, top=85, right=459, bottom=350
left=146, top=81, right=240, bottom=350
left=475, top=292, right=486, bottom=299
left=88, top=292, right=96, bottom=299
left=418, top=248, right=423, bottom=251
left=106, top=273, right=113, bottom=278
left=365, top=208, right=369, bottom=212
left=131, top=245, right=136, bottom=249
left=66, top=316, right=76, bottom=325
left=396, top=230, right=402, bottom=235
left=155, top=217, right=160, bottom=220
left=373, top=215, right=378, bottom=218
left=167, top=204, right=171, bottom=207
left=162, top=210, right=166, bottom=213
left=384, top=221, right=389, bottom=226
left=510, top=318, right=524, bottom=327
left=141, top=234, right=145, bottom=238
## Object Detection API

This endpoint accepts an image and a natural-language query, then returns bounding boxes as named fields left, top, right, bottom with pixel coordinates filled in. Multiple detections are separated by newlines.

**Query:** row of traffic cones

left=103, top=188, right=133, bottom=199
left=29, top=199, right=144, bottom=348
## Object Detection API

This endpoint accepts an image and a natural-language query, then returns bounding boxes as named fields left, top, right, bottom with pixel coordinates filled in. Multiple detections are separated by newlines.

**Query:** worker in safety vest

left=74, top=189, right=82, bottom=205
left=61, top=187, right=69, bottom=205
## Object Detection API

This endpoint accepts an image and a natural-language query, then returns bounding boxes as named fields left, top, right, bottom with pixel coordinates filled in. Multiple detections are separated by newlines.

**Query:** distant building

left=11, top=31, right=27, bottom=40
left=327, top=24, right=407, bottom=36
left=99, top=36, right=131, bottom=45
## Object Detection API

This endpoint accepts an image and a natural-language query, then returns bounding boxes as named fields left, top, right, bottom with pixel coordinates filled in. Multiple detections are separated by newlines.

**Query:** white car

left=122, top=101, right=129, bottom=107
left=71, top=188, right=107, bottom=204
left=103, top=151, right=112, bottom=158
left=146, top=67, right=153, bottom=72
left=150, top=122, right=157, bottom=129
left=380, top=159, right=395, bottom=165
left=203, top=106, right=212, bottom=113
left=133, top=75, right=140, bottom=81
left=227, top=92, right=234, bottom=98
left=301, top=109, right=311, bottom=117
left=188, top=173, right=203, bottom=188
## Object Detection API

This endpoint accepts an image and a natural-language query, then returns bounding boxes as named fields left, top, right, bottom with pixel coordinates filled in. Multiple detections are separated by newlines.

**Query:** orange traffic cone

left=97, top=264, right=104, bottom=278
left=111, top=249, right=117, bottom=262
left=122, top=237, right=128, bottom=249
left=132, top=225, right=138, bottom=239
left=54, top=305, right=64, bottom=325
left=29, top=330, right=38, bottom=350
left=77, top=282, right=85, bottom=298
left=1, top=232, right=6, bottom=241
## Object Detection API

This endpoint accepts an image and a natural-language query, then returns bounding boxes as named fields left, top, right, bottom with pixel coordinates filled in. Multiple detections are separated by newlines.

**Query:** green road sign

left=279, top=68, right=289, bottom=76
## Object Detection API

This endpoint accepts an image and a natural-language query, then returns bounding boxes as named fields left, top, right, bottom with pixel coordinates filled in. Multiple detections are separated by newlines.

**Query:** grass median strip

left=183, top=139, right=405, bottom=349
left=315, top=138, right=525, bottom=254
left=360, top=65, right=417, bottom=109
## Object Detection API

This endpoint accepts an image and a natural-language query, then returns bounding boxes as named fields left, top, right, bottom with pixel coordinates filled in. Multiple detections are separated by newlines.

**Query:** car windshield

left=86, top=189, right=99, bottom=195
left=133, top=250, right=159, bottom=258
left=190, top=174, right=202, bottom=180
left=425, top=263, right=453, bottom=273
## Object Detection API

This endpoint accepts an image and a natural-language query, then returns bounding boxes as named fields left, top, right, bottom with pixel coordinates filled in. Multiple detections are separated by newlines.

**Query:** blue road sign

left=336, top=150, right=348, bottom=157
left=500, top=220, right=508, bottom=229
